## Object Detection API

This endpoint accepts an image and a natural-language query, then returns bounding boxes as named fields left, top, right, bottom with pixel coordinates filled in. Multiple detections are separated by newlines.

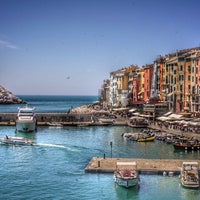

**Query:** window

left=171, top=76, right=173, bottom=84
left=180, top=65, right=183, bottom=71
left=180, top=85, right=183, bottom=92
left=192, top=67, right=194, bottom=73
left=188, top=75, right=190, bottom=81
left=166, top=76, right=168, bottom=84
left=192, top=86, right=195, bottom=93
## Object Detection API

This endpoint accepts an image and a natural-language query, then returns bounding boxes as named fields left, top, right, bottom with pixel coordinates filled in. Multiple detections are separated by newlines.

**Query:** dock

left=85, top=157, right=200, bottom=175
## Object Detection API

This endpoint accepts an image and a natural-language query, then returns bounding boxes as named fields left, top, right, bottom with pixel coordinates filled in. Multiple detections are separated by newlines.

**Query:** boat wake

left=35, top=143, right=81, bottom=152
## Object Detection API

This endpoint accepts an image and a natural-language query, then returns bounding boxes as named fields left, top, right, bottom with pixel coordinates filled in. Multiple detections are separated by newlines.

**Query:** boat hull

left=137, top=135, right=155, bottom=142
left=181, top=179, right=200, bottom=188
left=16, top=120, right=36, bottom=132
left=173, top=143, right=200, bottom=151
left=114, top=176, right=139, bottom=188
left=0, top=137, right=34, bottom=146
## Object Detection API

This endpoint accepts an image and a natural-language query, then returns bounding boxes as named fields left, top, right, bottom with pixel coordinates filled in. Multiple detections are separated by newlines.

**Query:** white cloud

left=0, top=39, right=18, bottom=49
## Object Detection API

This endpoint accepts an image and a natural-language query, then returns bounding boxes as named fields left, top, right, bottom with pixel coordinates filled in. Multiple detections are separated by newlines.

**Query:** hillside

left=0, top=85, right=26, bottom=104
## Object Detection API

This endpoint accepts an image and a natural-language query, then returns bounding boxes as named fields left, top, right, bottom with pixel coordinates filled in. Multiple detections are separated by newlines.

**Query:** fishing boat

left=137, top=134, right=155, bottom=142
left=173, top=141, right=200, bottom=151
left=16, top=105, right=37, bottom=132
left=113, top=162, right=139, bottom=188
left=180, top=162, right=199, bottom=188
left=0, top=136, right=34, bottom=146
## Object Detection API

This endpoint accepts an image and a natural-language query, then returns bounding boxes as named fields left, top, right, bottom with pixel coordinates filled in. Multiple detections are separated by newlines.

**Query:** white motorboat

left=114, top=162, right=139, bottom=188
left=99, top=118, right=115, bottom=125
left=128, top=116, right=148, bottom=128
left=181, top=162, right=199, bottom=188
left=16, top=105, right=37, bottom=132
left=47, top=122, right=63, bottom=128
left=0, top=136, right=34, bottom=146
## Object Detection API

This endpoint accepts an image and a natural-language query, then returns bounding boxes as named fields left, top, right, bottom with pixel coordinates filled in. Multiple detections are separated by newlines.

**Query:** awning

left=138, top=91, right=144, bottom=95
left=163, top=111, right=172, bottom=116
left=168, top=113, right=183, bottom=119
left=167, top=93, right=173, bottom=97
left=157, top=116, right=170, bottom=121
left=129, top=108, right=137, bottom=112
left=130, top=116, right=145, bottom=120
left=113, top=108, right=129, bottom=111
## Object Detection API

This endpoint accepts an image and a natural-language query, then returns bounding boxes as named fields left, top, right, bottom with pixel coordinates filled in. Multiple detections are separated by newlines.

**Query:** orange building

left=143, top=64, right=153, bottom=101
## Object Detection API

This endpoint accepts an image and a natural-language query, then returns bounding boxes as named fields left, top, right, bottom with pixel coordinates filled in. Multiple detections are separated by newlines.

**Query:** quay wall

left=0, top=113, right=127, bottom=126
left=0, top=113, right=92, bottom=124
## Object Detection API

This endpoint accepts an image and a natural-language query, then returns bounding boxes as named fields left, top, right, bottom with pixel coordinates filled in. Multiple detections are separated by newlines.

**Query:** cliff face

left=0, top=85, right=26, bottom=104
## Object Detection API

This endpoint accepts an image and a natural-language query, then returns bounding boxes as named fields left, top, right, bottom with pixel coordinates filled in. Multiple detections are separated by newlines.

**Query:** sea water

left=0, top=126, right=200, bottom=200
left=0, top=96, right=200, bottom=199
left=0, top=95, right=98, bottom=113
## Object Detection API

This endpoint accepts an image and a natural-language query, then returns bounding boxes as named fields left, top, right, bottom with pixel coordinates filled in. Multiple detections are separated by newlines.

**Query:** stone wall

left=0, top=113, right=92, bottom=123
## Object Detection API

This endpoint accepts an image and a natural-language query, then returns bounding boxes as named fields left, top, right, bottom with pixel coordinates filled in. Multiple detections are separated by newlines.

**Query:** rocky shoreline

left=0, top=85, right=26, bottom=104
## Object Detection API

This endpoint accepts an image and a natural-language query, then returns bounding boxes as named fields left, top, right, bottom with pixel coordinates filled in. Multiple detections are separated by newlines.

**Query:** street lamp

left=110, top=141, right=113, bottom=158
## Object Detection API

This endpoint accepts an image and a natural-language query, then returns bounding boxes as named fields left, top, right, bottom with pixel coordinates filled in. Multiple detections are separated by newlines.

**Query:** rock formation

left=0, top=85, right=26, bottom=104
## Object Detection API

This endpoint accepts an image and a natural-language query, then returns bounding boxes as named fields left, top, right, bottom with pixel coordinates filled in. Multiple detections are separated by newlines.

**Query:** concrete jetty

left=85, top=157, right=199, bottom=175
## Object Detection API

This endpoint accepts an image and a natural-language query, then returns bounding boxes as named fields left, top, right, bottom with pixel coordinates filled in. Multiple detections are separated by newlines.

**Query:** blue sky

left=0, top=0, right=200, bottom=95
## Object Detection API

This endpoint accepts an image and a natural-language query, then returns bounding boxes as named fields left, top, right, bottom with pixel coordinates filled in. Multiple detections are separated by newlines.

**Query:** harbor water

left=0, top=96, right=200, bottom=199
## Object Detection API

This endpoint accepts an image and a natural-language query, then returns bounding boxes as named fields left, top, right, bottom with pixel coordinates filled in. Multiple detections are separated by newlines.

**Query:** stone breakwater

left=0, top=85, right=26, bottom=104
left=0, top=101, right=127, bottom=126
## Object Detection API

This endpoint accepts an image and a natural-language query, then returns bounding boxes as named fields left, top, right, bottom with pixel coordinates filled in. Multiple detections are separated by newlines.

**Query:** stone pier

left=85, top=157, right=199, bottom=175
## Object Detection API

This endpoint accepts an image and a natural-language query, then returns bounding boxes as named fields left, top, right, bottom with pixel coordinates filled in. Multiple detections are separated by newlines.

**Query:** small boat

left=47, top=122, right=63, bottom=128
left=16, top=105, right=37, bottom=132
left=128, top=116, right=148, bottom=128
left=99, top=118, right=114, bottom=125
left=173, top=141, right=200, bottom=151
left=114, top=162, right=139, bottom=188
left=137, top=135, right=155, bottom=142
left=180, top=162, right=199, bottom=188
left=0, top=136, right=34, bottom=146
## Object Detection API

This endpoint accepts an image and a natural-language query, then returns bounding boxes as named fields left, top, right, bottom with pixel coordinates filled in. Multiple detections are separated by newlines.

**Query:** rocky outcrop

left=0, top=85, right=26, bottom=104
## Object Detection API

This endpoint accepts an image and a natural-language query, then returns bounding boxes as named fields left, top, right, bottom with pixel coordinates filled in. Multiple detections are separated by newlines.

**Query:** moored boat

left=113, top=162, right=139, bottom=188
left=128, top=116, right=148, bottom=128
left=47, top=122, right=63, bottom=128
left=180, top=162, right=199, bottom=188
left=99, top=118, right=115, bottom=125
left=0, top=136, right=34, bottom=146
left=173, top=141, right=200, bottom=151
left=16, top=105, right=37, bottom=132
left=137, top=135, right=155, bottom=142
